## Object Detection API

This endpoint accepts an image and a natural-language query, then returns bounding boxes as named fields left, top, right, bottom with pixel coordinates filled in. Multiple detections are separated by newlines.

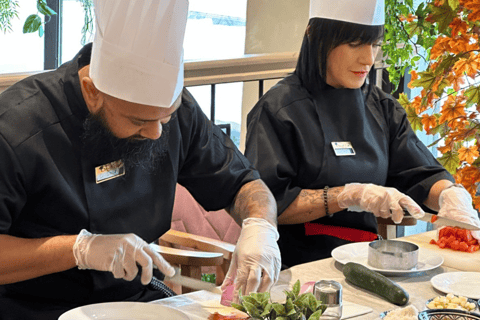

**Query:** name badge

left=331, top=141, right=356, bottom=156
left=95, top=160, right=125, bottom=184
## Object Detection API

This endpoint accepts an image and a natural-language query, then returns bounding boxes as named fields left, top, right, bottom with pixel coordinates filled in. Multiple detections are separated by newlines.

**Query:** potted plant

left=231, top=280, right=327, bottom=320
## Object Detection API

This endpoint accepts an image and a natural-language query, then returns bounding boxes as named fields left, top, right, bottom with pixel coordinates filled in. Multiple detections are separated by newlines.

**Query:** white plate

left=331, top=242, right=443, bottom=276
left=431, top=272, right=480, bottom=299
left=58, top=302, right=190, bottom=320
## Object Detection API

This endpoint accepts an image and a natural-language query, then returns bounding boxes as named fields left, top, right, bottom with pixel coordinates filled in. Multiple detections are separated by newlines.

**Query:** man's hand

left=221, top=218, right=281, bottom=304
left=73, top=230, right=175, bottom=285
left=337, top=183, right=424, bottom=223
left=438, top=185, right=480, bottom=240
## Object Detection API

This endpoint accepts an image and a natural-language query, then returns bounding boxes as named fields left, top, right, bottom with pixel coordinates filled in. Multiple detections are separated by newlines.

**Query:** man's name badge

left=95, top=160, right=125, bottom=184
left=331, top=141, right=356, bottom=156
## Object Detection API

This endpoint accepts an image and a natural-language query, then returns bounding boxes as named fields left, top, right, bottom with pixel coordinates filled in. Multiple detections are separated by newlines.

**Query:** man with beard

left=0, top=1, right=280, bottom=319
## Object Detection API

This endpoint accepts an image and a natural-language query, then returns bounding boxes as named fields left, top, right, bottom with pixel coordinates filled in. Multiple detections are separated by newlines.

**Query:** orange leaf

left=421, top=114, right=438, bottom=132
left=458, top=145, right=479, bottom=164
left=439, top=99, right=466, bottom=125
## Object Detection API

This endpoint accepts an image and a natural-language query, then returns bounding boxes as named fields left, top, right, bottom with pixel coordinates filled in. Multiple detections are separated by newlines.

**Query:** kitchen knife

left=418, top=212, right=480, bottom=230
left=162, top=267, right=218, bottom=292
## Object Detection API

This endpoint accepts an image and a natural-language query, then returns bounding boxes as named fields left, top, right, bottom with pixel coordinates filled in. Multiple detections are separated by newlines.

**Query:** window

left=1, top=0, right=247, bottom=147
left=185, top=0, right=248, bottom=147
left=0, top=1, right=44, bottom=73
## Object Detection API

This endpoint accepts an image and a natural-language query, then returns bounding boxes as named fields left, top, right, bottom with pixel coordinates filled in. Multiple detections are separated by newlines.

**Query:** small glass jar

left=313, top=280, right=343, bottom=320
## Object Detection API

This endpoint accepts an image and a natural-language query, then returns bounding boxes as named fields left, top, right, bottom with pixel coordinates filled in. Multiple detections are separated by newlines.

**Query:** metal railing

left=0, top=52, right=299, bottom=137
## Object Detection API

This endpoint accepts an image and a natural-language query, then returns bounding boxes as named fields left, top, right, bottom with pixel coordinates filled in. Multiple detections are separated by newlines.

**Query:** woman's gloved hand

left=337, top=183, right=425, bottom=223
left=221, top=218, right=281, bottom=304
left=438, top=185, right=480, bottom=240
left=73, top=229, right=175, bottom=285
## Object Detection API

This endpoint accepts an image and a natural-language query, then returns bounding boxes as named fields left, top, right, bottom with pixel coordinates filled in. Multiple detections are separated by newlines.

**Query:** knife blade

left=162, top=267, right=218, bottom=292
left=418, top=212, right=480, bottom=230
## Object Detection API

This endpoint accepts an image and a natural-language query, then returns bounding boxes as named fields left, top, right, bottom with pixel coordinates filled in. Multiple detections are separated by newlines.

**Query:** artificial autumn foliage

left=394, top=0, right=480, bottom=209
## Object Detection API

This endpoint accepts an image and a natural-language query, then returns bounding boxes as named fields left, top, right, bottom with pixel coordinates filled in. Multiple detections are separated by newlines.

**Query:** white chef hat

left=90, top=0, right=188, bottom=108
left=309, top=0, right=384, bottom=26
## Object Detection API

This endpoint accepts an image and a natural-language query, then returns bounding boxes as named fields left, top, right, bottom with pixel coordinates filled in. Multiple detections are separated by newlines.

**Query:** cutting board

left=402, top=230, right=480, bottom=272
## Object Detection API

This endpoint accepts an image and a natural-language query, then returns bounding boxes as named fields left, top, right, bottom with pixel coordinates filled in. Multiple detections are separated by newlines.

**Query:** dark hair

left=294, top=18, right=384, bottom=93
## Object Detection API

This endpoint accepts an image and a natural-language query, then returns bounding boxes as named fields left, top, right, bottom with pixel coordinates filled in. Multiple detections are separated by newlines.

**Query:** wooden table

left=153, top=231, right=469, bottom=319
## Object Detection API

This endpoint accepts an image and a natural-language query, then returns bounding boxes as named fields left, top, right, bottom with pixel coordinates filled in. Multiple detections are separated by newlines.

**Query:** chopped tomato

left=467, top=244, right=480, bottom=253
left=431, top=226, right=479, bottom=253
left=208, top=312, right=249, bottom=320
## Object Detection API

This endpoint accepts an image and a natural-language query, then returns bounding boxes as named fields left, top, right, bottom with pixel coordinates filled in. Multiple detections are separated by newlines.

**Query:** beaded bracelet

left=324, top=186, right=333, bottom=218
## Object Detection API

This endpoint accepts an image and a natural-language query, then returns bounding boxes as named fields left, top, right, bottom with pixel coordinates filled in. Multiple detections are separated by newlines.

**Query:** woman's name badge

left=95, top=160, right=125, bottom=184
left=331, top=141, right=356, bottom=156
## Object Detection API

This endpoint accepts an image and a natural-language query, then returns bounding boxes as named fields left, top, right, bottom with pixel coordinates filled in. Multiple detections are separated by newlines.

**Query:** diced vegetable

left=430, top=226, right=479, bottom=253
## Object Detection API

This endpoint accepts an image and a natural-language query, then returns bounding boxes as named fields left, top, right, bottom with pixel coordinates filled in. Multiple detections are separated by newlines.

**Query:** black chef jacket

left=0, top=44, right=260, bottom=319
left=244, top=73, right=453, bottom=268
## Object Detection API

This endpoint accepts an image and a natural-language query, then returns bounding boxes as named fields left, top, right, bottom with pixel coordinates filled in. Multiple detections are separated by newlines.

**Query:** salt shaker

left=313, top=280, right=342, bottom=320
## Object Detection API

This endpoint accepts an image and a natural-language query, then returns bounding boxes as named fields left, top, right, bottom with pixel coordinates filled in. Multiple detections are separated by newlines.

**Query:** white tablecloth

left=153, top=256, right=460, bottom=319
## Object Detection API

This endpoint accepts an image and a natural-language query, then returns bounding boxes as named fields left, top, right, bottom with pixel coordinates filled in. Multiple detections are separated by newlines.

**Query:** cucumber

left=342, top=262, right=409, bottom=306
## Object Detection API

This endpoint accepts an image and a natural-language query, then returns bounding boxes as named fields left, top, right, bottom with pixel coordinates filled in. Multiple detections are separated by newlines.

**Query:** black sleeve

left=385, top=96, right=454, bottom=205
left=0, top=134, right=27, bottom=233
left=177, top=89, right=260, bottom=211
left=244, top=99, right=302, bottom=215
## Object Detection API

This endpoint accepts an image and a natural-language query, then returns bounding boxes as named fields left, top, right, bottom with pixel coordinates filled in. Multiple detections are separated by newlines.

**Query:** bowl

left=418, top=309, right=480, bottom=320
left=368, top=240, right=419, bottom=270
left=426, top=296, right=478, bottom=312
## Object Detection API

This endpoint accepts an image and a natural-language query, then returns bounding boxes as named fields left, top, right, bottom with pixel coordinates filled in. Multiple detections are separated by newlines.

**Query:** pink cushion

left=170, top=184, right=241, bottom=245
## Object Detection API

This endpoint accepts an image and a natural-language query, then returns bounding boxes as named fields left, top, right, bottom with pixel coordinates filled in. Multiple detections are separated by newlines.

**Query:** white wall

left=239, top=0, right=309, bottom=151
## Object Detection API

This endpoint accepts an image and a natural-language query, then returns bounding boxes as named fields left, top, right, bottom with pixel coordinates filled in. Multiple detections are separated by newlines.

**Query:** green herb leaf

left=231, top=302, right=246, bottom=313
left=307, top=310, right=324, bottom=320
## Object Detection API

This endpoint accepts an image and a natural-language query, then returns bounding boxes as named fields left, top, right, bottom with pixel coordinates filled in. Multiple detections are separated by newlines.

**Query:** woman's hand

left=438, top=185, right=480, bottom=240
left=337, top=183, right=424, bottom=223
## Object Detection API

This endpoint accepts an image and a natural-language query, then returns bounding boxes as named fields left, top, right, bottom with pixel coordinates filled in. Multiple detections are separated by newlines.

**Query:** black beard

left=81, top=108, right=169, bottom=174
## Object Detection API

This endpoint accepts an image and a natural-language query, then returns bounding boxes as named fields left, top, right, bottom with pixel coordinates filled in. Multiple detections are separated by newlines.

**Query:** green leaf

left=447, top=0, right=459, bottom=10
left=465, top=86, right=480, bottom=108
left=231, top=302, right=246, bottom=313
left=410, top=70, right=436, bottom=91
left=285, top=297, right=295, bottom=313
left=292, top=280, right=301, bottom=297
left=308, top=310, right=324, bottom=320
left=23, top=14, right=42, bottom=33
left=272, top=303, right=286, bottom=314
left=428, top=2, right=457, bottom=33
left=405, top=106, right=424, bottom=132
left=398, top=93, right=411, bottom=108
left=434, top=78, right=451, bottom=96
left=243, top=301, right=261, bottom=318
left=437, top=151, right=460, bottom=174
left=37, top=0, right=57, bottom=16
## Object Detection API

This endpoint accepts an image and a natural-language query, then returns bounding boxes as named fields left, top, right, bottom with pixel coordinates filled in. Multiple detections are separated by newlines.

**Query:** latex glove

left=438, top=185, right=480, bottom=240
left=337, top=183, right=424, bottom=223
left=73, top=229, right=175, bottom=285
left=221, top=218, right=281, bottom=304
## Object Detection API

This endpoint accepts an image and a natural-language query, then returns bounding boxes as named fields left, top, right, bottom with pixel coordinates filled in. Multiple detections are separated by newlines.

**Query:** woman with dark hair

left=244, top=0, right=480, bottom=268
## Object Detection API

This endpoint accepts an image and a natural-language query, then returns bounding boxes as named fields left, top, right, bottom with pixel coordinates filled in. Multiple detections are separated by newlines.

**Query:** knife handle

left=148, top=276, right=177, bottom=297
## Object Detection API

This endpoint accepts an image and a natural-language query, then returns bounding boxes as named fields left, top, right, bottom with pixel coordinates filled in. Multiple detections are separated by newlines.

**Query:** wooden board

left=402, top=230, right=480, bottom=272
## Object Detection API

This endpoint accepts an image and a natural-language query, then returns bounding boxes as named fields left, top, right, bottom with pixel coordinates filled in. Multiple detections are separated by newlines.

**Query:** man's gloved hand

left=221, top=218, right=281, bottom=304
left=337, top=183, right=425, bottom=223
left=73, top=229, right=175, bottom=285
left=438, top=185, right=480, bottom=240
